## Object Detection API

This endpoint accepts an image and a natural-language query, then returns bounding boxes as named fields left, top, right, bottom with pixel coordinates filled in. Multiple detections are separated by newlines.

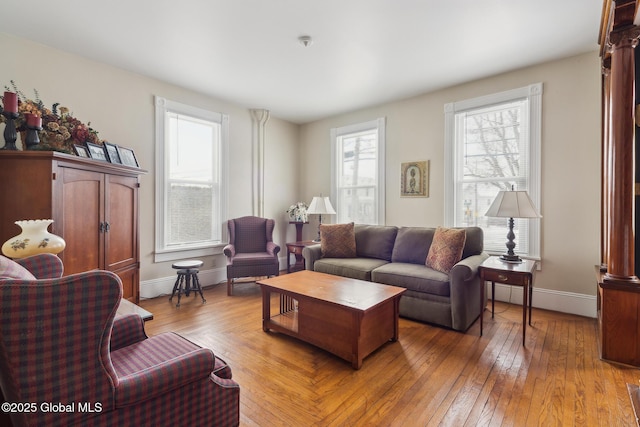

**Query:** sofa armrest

left=302, top=244, right=322, bottom=270
left=111, top=313, right=148, bottom=351
left=448, top=252, right=490, bottom=331
left=115, top=347, right=215, bottom=406
left=14, top=253, right=63, bottom=279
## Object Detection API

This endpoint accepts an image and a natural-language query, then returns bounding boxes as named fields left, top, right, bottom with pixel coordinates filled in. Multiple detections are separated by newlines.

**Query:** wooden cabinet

left=0, top=151, right=145, bottom=302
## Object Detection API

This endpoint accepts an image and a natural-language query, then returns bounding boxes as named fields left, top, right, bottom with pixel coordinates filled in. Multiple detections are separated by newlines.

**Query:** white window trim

left=154, top=96, right=229, bottom=263
left=444, top=83, right=542, bottom=259
left=330, top=117, right=386, bottom=225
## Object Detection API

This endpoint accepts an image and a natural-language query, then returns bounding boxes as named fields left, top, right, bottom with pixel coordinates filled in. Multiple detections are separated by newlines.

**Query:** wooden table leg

left=262, top=287, right=270, bottom=332
left=480, top=279, right=485, bottom=336
left=528, top=280, right=533, bottom=326
left=522, top=282, right=528, bottom=346
left=491, top=281, right=495, bottom=318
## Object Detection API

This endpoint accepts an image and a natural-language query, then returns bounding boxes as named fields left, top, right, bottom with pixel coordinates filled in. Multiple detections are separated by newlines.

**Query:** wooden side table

left=286, top=241, right=316, bottom=273
left=478, top=256, right=537, bottom=346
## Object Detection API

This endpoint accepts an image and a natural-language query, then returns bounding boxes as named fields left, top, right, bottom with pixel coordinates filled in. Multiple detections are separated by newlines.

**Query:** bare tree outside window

left=455, top=100, right=530, bottom=252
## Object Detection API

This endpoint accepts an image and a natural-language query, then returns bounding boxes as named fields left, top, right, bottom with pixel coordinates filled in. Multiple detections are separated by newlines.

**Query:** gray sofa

left=302, top=225, right=489, bottom=331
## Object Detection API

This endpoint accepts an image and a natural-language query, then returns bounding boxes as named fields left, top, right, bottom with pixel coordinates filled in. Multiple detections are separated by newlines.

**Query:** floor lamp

left=307, top=196, right=336, bottom=242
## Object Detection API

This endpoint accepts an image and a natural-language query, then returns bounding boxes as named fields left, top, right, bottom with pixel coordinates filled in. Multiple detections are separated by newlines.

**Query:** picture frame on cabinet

left=86, top=142, right=107, bottom=161
left=117, top=146, right=139, bottom=168
left=74, top=144, right=89, bottom=158
left=104, top=142, right=121, bottom=164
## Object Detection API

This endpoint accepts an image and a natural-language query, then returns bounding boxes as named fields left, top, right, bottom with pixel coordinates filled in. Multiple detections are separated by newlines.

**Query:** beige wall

left=0, top=31, right=603, bottom=310
left=299, top=52, right=602, bottom=302
left=0, top=33, right=300, bottom=286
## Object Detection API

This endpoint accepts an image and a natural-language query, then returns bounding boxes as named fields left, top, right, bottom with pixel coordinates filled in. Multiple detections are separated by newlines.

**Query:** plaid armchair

left=0, top=254, right=240, bottom=427
left=223, top=216, right=280, bottom=295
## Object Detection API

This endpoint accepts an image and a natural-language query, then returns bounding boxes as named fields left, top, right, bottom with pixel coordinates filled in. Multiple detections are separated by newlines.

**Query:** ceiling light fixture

left=298, top=35, right=313, bottom=47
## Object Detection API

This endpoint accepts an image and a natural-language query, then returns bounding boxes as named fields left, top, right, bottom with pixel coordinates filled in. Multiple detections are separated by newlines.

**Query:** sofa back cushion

left=391, top=227, right=434, bottom=264
left=354, top=225, right=398, bottom=261
left=461, top=227, right=484, bottom=259
left=392, top=226, right=484, bottom=266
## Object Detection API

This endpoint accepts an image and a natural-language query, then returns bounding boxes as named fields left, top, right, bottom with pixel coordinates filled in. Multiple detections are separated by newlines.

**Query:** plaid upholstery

left=14, top=253, right=63, bottom=279
left=0, top=258, right=240, bottom=427
left=223, top=216, right=280, bottom=295
left=111, top=313, right=148, bottom=351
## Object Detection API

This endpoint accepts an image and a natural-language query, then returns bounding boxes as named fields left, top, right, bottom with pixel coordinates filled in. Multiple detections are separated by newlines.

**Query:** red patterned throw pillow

left=320, top=223, right=357, bottom=258
left=425, top=227, right=466, bottom=274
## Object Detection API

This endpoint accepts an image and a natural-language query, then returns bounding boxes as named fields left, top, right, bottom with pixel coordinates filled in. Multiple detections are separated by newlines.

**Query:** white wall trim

left=488, top=282, right=596, bottom=319
left=250, top=109, right=270, bottom=218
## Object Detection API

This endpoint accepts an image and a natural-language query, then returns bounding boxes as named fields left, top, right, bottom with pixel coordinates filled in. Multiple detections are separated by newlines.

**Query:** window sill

left=154, top=243, right=226, bottom=263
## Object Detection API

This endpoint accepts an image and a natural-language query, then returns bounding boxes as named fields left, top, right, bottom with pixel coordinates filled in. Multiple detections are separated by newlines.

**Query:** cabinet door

left=58, top=167, right=104, bottom=275
left=104, top=174, right=139, bottom=272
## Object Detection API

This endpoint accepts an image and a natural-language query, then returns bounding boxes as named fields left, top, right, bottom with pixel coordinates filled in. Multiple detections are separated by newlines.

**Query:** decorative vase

left=1, top=219, right=66, bottom=259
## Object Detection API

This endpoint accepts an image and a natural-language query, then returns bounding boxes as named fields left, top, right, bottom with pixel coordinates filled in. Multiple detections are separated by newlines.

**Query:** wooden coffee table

left=257, top=270, right=405, bottom=369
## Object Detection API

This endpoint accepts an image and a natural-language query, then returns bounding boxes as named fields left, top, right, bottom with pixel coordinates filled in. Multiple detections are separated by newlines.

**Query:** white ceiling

left=1, top=0, right=603, bottom=124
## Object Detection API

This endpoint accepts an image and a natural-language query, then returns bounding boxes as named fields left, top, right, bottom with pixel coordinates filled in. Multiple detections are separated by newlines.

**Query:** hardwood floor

left=140, top=279, right=640, bottom=426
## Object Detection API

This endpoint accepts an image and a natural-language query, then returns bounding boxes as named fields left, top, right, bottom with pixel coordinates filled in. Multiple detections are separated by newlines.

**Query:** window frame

left=444, top=83, right=542, bottom=259
left=331, top=117, right=386, bottom=225
left=154, top=96, right=229, bottom=263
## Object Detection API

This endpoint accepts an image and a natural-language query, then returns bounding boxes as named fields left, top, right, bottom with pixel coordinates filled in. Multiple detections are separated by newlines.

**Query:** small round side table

left=170, top=259, right=206, bottom=307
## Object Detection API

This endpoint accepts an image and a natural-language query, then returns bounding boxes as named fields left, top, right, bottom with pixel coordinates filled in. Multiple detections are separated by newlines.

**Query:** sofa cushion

left=355, top=224, right=398, bottom=261
left=321, top=223, right=356, bottom=258
left=0, top=255, right=36, bottom=280
left=391, top=227, right=435, bottom=264
left=314, top=257, right=388, bottom=281
left=426, top=227, right=466, bottom=274
left=461, top=227, right=484, bottom=259
left=372, top=262, right=450, bottom=297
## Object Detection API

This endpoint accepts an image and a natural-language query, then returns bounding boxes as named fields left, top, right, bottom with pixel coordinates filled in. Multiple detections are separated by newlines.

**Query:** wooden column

left=604, top=26, right=640, bottom=284
left=602, top=59, right=611, bottom=268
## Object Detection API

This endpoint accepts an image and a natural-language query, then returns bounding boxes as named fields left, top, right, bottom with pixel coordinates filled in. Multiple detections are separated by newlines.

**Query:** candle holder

left=2, top=110, right=19, bottom=151
left=25, top=124, right=42, bottom=150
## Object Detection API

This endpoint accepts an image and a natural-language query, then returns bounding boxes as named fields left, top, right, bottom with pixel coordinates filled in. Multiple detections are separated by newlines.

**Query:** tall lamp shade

left=485, top=189, right=541, bottom=263
left=307, top=196, right=336, bottom=242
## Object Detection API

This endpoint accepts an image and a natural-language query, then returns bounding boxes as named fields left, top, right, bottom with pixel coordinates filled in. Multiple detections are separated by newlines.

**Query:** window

left=155, top=96, right=228, bottom=262
left=331, top=118, right=386, bottom=225
left=444, top=83, right=542, bottom=258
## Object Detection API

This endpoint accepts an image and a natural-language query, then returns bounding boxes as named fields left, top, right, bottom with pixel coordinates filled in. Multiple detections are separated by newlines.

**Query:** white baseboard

left=488, top=283, right=597, bottom=318
left=140, top=267, right=228, bottom=299
left=142, top=264, right=597, bottom=319
left=140, top=257, right=289, bottom=300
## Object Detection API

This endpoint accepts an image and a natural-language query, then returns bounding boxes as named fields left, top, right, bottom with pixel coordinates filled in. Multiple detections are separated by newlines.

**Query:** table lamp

left=485, top=188, right=541, bottom=263
left=307, top=195, right=336, bottom=242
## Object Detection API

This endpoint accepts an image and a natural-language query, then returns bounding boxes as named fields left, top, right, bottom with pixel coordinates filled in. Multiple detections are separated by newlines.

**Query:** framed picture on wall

left=117, top=146, right=139, bottom=168
left=400, top=160, right=429, bottom=197
left=86, top=142, right=107, bottom=161
left=104, top=142, right=121, bottom=164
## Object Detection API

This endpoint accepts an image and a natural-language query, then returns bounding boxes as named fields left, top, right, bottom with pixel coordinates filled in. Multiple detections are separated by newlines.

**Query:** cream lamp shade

left=307, top=196, right=336, bottom=242
left=485, top=189, right=541, bottom=262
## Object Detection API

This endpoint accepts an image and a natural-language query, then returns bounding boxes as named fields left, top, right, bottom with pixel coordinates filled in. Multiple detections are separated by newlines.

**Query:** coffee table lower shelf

left=259, top=272, right=405, bottom=370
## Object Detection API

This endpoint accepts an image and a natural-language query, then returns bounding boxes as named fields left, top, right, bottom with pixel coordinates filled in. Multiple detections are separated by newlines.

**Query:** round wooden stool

left=170, top=260, right=206, bottom=307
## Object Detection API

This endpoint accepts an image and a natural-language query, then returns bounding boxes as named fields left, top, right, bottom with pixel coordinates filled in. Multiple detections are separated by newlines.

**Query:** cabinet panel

left=115, top=264, right=139, bottom=303
left=58, top=167, right=104, bottom=275
left=105, top=175, right=138, bottom=272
